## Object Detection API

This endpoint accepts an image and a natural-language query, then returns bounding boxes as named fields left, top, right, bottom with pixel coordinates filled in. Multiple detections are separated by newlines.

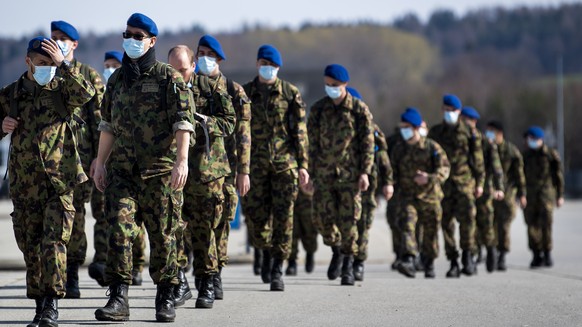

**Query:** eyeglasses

left=122, top=32, right=150, bottom=41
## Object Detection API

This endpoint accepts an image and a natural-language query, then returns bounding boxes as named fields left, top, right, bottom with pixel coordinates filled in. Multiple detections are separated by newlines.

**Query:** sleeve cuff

left=98, top=120, right=114, bottom=134
left=173, top=121, right=195, bottom=134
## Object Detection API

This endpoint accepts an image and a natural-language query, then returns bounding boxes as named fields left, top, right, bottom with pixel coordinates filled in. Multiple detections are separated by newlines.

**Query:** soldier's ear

left=149, top=36, right=157, bottom=48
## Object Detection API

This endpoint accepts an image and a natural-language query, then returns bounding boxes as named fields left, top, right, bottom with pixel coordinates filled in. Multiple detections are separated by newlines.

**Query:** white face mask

left=102, top=67, right=117, bottom=83
left=258, top=65, right=279, bottom=81
left=32, top=65, right=57, bottom=86
left=123, top=38, right=146, bottom=59
left=485, top=130, right=496, bottom=142
left=198, top=56, right=217, bottom=75
left=56, top=40, right=72, bottom=57
left=325, top=85, right=343, bottom=99
left=400, top=127, right=415, bottom=141
left=528, top=138, right=542, bottom=150
left=444, top=110, right=460, bottom=125
left=419, top=127, right=428, bottom=137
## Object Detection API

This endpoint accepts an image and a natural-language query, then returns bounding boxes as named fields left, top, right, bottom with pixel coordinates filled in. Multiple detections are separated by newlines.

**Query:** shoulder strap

left=226, top=78, right=235, bottom=98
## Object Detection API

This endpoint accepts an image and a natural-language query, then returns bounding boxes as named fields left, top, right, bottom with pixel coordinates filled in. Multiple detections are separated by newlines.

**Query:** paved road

left=1, top=200, right=581, bottom=326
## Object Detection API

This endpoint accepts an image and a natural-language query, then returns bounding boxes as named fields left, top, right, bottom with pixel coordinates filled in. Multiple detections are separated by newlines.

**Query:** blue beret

left=198, top=35, right=226, bottom=60
left=51, top=21, right=79, bottom=41
left=461, top=106, right=480, bottom=120
left=346, top=87, right=362, bottom=100
left=324, top=64, right=350, bottom=83
left=104, top=51, right=123, bottom=63
left=443, top=94, right=462, bottom=109
left=526, top=126, right=544, bottom=139
left=127, top=13, right=158, bottom=36
left=401, top=107, right=423, bottom=127
left=27, top=36, right=51, bottom=58
left=257, top=44, right=282, bottom=67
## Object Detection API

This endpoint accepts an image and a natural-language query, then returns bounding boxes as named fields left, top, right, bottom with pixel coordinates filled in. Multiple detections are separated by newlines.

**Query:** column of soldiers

left=0, top=12, right=565, bottom=327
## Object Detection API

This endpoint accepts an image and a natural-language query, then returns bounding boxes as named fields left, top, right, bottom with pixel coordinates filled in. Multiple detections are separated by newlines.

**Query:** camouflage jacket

left=497, top=140, right=526, bottom=197
left=372, top=123, right=393, bottom=187
left=428, top=119, right=485, bottom=190
left=188, top=73, right=236, bottom=183
left=522, top=144, right=564, bottom=200
left=57, top=59, right=104, bottom=172
left=0, top=68, right=95, bottom=196
left=99, top=61, right=195, bottom=179
left=391, top=137, right=450, bottom=203
left=243, top=77, right=308, bottom=173
left=478, top=130, right=504, bottom=194
left=308, top=93, right=374, bottom=182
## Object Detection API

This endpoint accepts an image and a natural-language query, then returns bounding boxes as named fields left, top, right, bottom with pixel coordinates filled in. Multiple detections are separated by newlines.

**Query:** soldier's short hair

left=487, top=120, right=504, bottom=133
left=168, top=45, right=194, bottom=64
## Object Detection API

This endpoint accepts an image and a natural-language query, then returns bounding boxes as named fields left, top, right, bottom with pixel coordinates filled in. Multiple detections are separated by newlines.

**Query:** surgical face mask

left=485, top=130, right=496, bottom=142
left=419, top=127, right=428, bottom=137
left=198, top=56, right=217, bottom=75
left=123, top=38, right=146, bottom=59
left=444, top=110, right=460, bottom=124
left=400, top=127, right=415, bottom=141
left=102, top=67, right=117, bottom=83
left=528, top=138, right=542, bottom=150
left=32, top=65, right=57, bottom=86
left=258, top=65, right=279, bottom=81
left=325, top=85, right=343, bottom=99
left=56, top=40, right=72, bottom=57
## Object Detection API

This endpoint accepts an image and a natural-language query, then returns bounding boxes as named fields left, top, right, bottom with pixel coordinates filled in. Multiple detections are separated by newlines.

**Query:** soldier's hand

left=171, top=159, right=188, bottom=190
left=557, top=197, right=564, bottom=208
left=2, top=117, right=19, bottom=133
left=298, top=168, right=309, bottom=187
left=41, top=39, right=65, bottom=67
left=413, top=170, right=429, bottom=185
left=383, top=185, right=394, bottom=201
left=301, top=180, right=315, bottom=195
left=236, top=173, right=250, bottom=197
left=93, top=163, right=107, bottom=192
left=519, top=196, right=527, bottom=209
left=358, top=174, right=369, bottom=192
left=475, top=186, right=484, bottom=199
left=494, top=190, right=505, bottom=201
left=89, top=158, right=98, bottom=178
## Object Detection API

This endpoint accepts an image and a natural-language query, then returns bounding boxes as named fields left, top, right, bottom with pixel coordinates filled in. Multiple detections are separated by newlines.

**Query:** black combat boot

left=65, top=263, right=80, bottom=299
left=260, top=249, right=273, bottom=283
left=461, top=250, right=476, bottom=276
left=38, top=297, right=58, bottom=327
left=305, top=252, right=315, bottom=273
left=476, top=246, right=483, bottom=264
left=131, top=269, right=143, bottom=286
left=530, top=251, right=544, bottom=269
left=497, top=250, right=507, bottom=271
left=544, top=251, right=553, bottom=267
left=391, top=254, right=401, bottom=271
left=285, top=259, right=297, bottom=276
left=414, top=254, right=425, bottom=272
left=253, top=248, right=263, bottom=276
left=174, top=268, right=192, bottom=307
left=155, top=283, right=176, bottom=322
left=424, top=257, right=435, bottom=279
left=95, top=283, right=130, bottom=321
left=27, top=298, right=45, bottom=327
left=446, top=259, right=461, bottom=278
left=270, top=259, right=285, bottom=291
left=327, top=246, right=343, bottom=280
left=195, top=275, right=215, bottom=309
left=214, top=268, right=224, bottom=300
left=340, top=255, right=355, bottom=285
left=397, top=255, right=416, bottom=278
left=353, top=259, right=364, bottom=281
left=486, top=246, right=497, bottom=273
left=88, top=262, right=107, bottom=287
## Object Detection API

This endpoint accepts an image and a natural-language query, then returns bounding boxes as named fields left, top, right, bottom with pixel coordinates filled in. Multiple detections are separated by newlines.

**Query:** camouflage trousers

left=242, top=168, right=298, bottom=260
left=183, top=177, right=225, bottom=277
left=12, top=183, right=74, bottom=299
left=493, top=189, right=517, bottom=252
left=104, top=172, right=180, bottom=285
left=313, top=178, right=361, bottom=256
left=386, top=194, right=402, bottom=257
left=475, top=190, right=496, bottom=249
left=67, top=181, right=92, bottom=266
left=523, top=194, right=554, bottom=252
left=176, top=215, right=191, bottom=270
left=400, top=198, right=442, bottom=259
left=218, top=178, right=238, bottom=267
left=290, top=191, right=318, bottom=261
left=442, top=185, right=477, bottom=260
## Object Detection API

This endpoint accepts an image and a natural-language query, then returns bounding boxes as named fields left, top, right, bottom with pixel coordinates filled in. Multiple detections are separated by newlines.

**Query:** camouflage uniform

left=356, top=124, right=393, bottom=262
left=429, top=119, right=485, bottom=260
left=522, top=144, right=564, bottom=252
left=494, top=140, right=526, bottom=252
left=1, top=66, right=95, bottom=299
left=99, top=56, right=195, bottom=285
left=391, top=137, right=450, bottom=259
left=290, top=188, right=318, bottom=261
left=308, top=93, right=374, bottom=256
left=241, top=77, right=308, bottom=261
left=386, top=130, right=403, bottom=259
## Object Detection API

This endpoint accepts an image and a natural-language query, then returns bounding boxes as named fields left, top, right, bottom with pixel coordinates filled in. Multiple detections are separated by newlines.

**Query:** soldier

left=428, top=94, right=485, bottom=277
left=485, top=121, right=527, bottom=271
left=460, top=107, right=504, bottom=273
left=386, top=127, right=403, bottom=270
left=522, top=126, right=564, bottom=268
left=50, top=20, right=105, bottom=299
left=346, top=87, right=394, bottom=281
left=392, top=108, right=450, bottom=278
left=308, top=64, right=374, bottom=286
left=88, top=50, right=147, bottom=288
left=242, top=44, right=308, bottom=291
left=1, top=36, right=95, bottom=327
left=93, top=13, right=195, bottom=322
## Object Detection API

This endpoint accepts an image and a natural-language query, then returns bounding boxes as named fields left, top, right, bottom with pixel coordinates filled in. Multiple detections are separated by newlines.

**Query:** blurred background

left=1, top=0, right=581, bottom=197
